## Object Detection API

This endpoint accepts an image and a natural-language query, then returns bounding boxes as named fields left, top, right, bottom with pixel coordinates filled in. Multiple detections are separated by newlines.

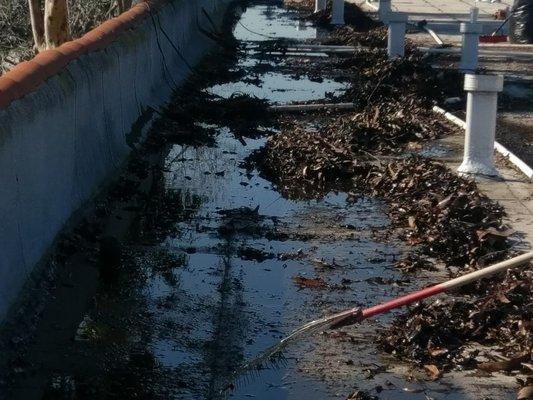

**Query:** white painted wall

left=0, top=0, right=231, bottom=320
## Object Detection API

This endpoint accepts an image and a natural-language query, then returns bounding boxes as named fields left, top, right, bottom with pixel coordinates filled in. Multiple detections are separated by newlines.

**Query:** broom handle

left=492, top=13, right=512, bottom=36
left=361, top=251, right=533, bottom=319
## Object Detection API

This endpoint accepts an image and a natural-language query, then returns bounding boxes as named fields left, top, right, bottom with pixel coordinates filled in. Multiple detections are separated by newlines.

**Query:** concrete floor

left=356, top=0, right=511, bottom=36
left=358, top=0, right=512, bottom=19
left=476, top=165, right=533, bottom=248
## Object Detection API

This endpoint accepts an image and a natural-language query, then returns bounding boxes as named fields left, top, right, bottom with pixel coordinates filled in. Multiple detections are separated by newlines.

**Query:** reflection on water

left=146, top=127, right=399, bottom=399
left=207, top=72, right=347, bottom=104
left=219, top=4, right=347, bottom=104
left=140, top=3, right=406, bottom=399
left=233, top=4, right=317, bottom=41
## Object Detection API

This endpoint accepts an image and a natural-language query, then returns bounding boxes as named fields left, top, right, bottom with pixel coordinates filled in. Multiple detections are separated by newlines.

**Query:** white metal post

left=378, top=0, right=392, bottom=22
left=459, top=8, right=483, bottom=72
left=458, top=74, right=504, bottom=177
left=387, top=12, right=407, bottom=58
left=331, top=0, right=345, bottom=25
left=315, top=0, right=326, bottom=13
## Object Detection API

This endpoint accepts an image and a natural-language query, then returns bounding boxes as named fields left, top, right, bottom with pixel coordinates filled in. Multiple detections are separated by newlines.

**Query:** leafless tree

left=27, top=0, right=133, bottom=51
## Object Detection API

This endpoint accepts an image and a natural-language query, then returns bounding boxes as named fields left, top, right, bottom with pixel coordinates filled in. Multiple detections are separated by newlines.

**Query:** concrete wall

left=0, top=0, right=231, bottom=320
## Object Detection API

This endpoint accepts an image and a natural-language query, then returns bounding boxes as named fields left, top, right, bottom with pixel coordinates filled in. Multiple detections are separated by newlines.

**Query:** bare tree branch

left=44, top=0, right=71, bottom=48
left=27, top=0, right=45, bottom=52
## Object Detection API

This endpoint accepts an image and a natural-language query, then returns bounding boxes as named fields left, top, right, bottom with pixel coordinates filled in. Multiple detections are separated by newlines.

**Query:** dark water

left=145, top=126, right=400, bottom=399
left=130, top=5, right=406, bottom=399
left=2, top=3, right=516, bottom=400
left=233, top=4, right=318, bottom=41
left=136, top=5, right=515, bottom=399
left=133, top=5, right=434, bottom=400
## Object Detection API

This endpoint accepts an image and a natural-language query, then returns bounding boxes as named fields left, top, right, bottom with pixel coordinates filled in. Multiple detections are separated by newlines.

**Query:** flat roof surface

left=358, top=0, right=512, bottom=19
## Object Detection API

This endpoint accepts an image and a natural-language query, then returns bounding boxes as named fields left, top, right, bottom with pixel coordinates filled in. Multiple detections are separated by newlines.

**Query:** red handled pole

left=361, top=251, right=533, bottom=319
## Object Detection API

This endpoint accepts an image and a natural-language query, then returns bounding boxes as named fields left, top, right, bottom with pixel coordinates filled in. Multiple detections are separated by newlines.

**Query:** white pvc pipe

left=494, top=141, right=533, bottom=180
left=458, top=74, right=504, bottom=176
left=432, top=105, right=467, bottom=129
left=378, top=0, right=392, bottom=22
left=365, top=0, right=379, bottom=11
left=258, top=43, right=533, bottom=60
left=433, top=105, right=533, bottom=181
left=387, top=13, right=407, bottom=58
left=331, top=0, right=345, bottom=25
left=315, top=0, right=326, bottom=13
left=421, top=47, right=533, bottom=60
left=289, top=44, right=356, bottom=49
left=460, top=8, right=483, bottom=72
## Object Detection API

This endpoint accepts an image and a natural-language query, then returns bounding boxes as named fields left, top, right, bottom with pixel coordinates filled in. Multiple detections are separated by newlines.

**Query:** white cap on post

left=458, top=74, right=504, bottom=177
left=463, top=74, right=504, bottom=92
left=459, top=21, right=483, bottom=71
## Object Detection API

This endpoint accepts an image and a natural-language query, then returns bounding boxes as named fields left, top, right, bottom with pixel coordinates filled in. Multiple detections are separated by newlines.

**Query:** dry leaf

left=292, top=276, right=327, bottom=289
left=478, top=353, right=529, bottom=373
left=423, top=364, right=442, bottom=380
left=428, top=347, right=448, bottom=357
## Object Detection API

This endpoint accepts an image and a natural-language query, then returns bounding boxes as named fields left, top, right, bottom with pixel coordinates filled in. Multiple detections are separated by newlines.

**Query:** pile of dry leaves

left=334, top=49, right=462, bottom=107
left=359, top=157, right=509, bottom=268
left=325, top=25, right=389, bottom=48
left=326, top=99, right=460, bottom=153
left=249, top=95, right=461, bottom=198
left=283, top=0, right=316, bottom=12
left=380, top=266, right=531, bottom=374
left=247, top=122, right=373, bottom=198
left=284, top=0, right=380, bottom=30
left=251, top=134, right=508, bottom=268
left=251, top=132, right=531, bottom=374
left=266, top=0, right=532, bottom=385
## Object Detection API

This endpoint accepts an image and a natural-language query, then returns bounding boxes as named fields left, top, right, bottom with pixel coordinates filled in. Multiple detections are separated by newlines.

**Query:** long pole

left=235, top=252, right=533, bottom=385
left=361, top=251, right=533, bottom=318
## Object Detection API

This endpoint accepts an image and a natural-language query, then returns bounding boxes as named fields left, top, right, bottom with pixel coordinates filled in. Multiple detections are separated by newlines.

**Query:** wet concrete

left=0, top=2, right=520, bottom=400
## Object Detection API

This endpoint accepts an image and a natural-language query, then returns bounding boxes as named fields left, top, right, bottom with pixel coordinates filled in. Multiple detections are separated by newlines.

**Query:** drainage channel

left=142, top=5, right=402, bottom=399
left=0, top=2, right=517, bottom=400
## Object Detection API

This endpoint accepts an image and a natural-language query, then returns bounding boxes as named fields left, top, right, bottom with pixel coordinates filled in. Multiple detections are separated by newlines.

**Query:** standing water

left=0, top=2, right=516, bottom=400
left=136, top=4, right=439, bottom=399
